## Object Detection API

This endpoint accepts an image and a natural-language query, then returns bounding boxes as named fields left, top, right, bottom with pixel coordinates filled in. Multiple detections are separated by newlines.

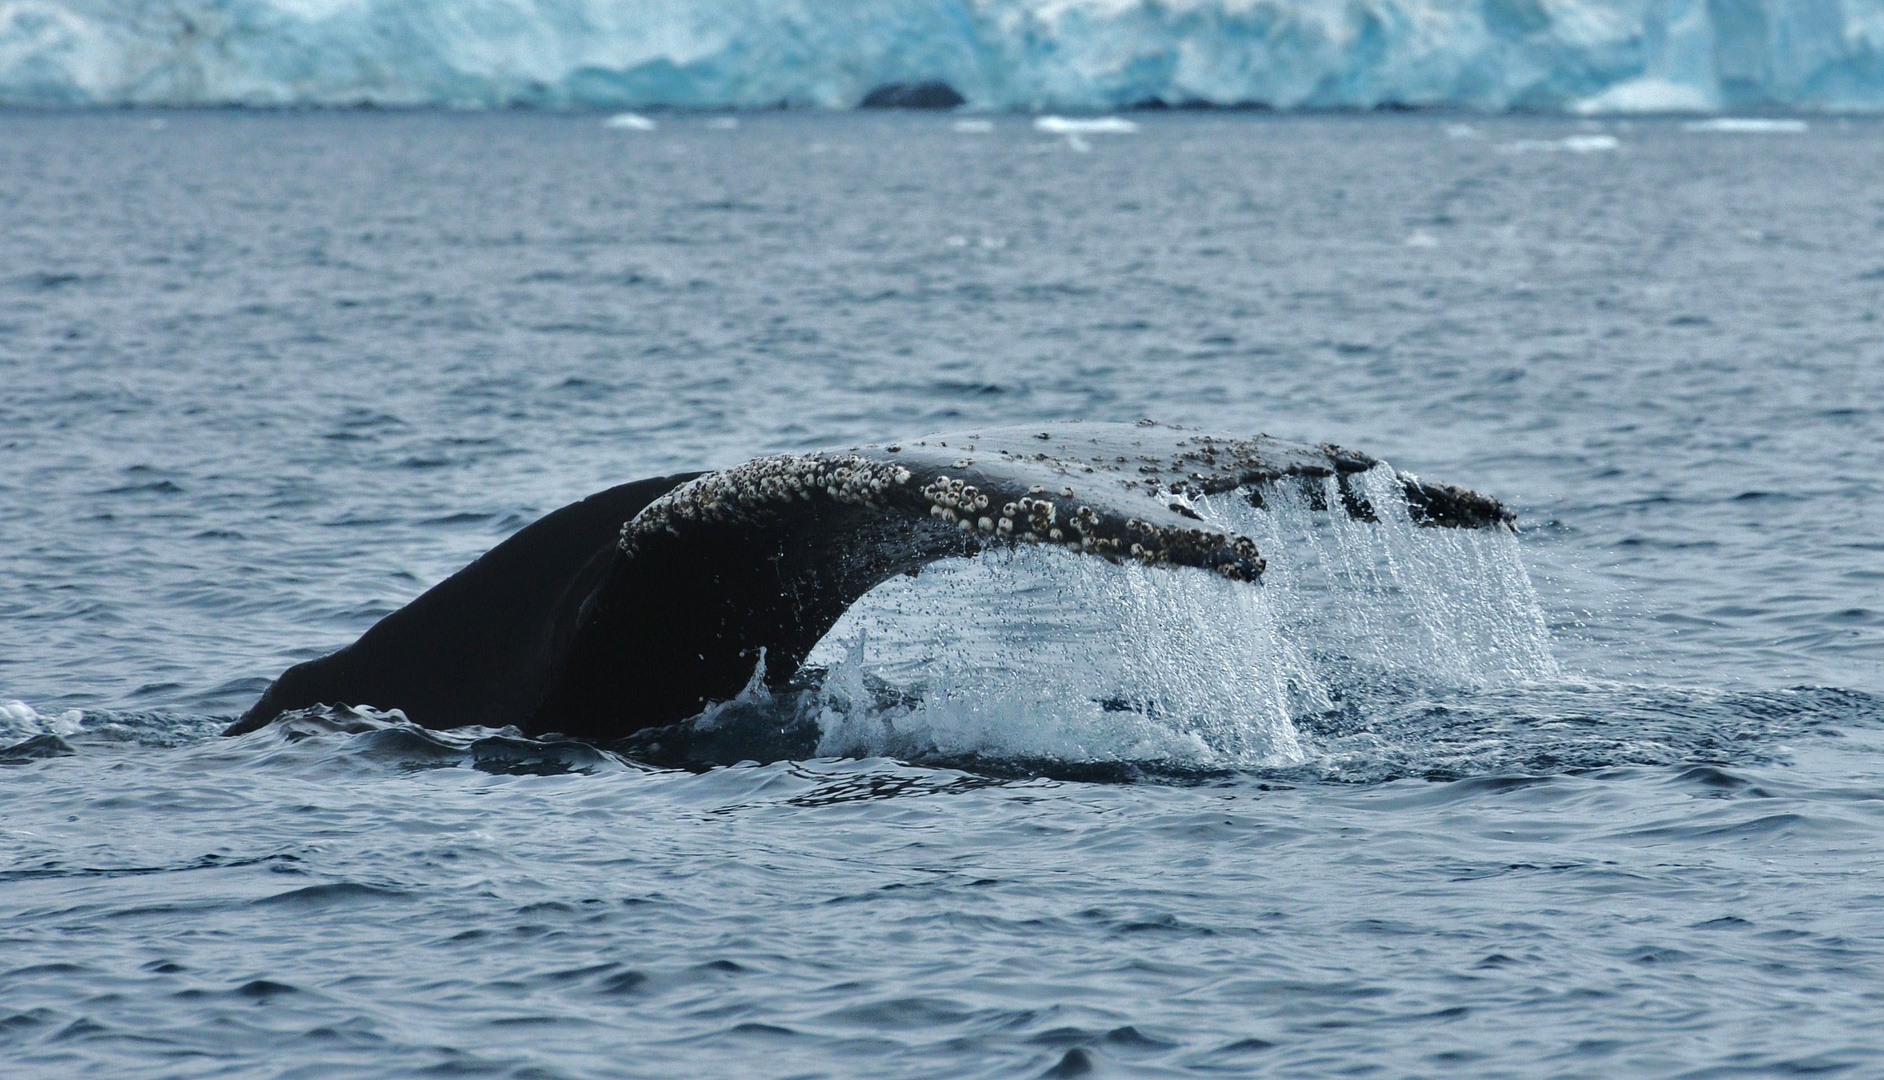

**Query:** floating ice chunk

left=604, top=112, right=657, bottom=131
left=1034, top=116, right=1137, bottom=135
left=1561, top=134, right=1620, bottom=152
left=1500, top=134, right=1620, bottom=153
left=952, top=118, right=994, bottom=133
left=1685, top=118, right=1808, bottom=134
left=1573, top=77, right=1715, bottom=115
left=1445, top=124, right=1482, bottom=139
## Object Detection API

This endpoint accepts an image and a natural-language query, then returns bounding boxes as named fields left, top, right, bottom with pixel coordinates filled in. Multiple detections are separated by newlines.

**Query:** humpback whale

left=227, top=422, right=1511, bottom=741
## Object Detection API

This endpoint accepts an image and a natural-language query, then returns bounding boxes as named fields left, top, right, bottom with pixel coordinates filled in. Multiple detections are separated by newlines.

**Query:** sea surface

left=3, top=110, right=1883, bottom=1078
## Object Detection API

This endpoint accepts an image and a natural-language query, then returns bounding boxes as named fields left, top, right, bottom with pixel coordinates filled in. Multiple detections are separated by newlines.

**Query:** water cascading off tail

left=806, top=463, right=1558, bottom=769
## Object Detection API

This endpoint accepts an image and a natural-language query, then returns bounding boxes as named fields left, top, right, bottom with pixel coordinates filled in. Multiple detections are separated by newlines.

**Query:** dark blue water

left=3, top=110, right=1883, bottom=1077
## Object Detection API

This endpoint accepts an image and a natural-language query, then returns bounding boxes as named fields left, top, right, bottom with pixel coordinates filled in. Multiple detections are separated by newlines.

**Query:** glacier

left=3, top=0, right=1883, bottom=111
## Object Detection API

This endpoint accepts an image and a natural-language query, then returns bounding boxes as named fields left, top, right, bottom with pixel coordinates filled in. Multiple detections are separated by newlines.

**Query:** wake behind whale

left=224, top=421, right=1547, bottom=769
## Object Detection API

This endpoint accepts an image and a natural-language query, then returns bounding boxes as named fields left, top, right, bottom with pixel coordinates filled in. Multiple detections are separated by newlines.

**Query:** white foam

left=1685, top=118, right=1809, bottom=134
left=952, top=118, right=994, bottom=133
left=0, top=699, right=82, bottom=738
left=604, top=112, right=657, bottom=131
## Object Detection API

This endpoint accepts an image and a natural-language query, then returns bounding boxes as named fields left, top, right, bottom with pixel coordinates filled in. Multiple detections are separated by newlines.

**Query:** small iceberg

left=1573, top=77, right=1715, bottom=116
left=604, top=112, right=657, bottom=131
left=1684, top=118, right=1808, bottom=134
left=1034, top=116, right=1138, bottom=135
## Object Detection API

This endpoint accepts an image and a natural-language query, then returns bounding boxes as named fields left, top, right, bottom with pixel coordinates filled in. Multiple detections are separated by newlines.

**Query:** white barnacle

left=978, top=516, right=994, bottom=532
left=958, top=519, right=972, bottom=532
left=997, top=517, right=1014, bottom=535
left=931, top=504, right=947, bottom=519
left=1060, top=487, right=1073, bottom=497
left=1029, top=484, right=1046, bottom=494
left=1049, top=528, right=1063, bottom=541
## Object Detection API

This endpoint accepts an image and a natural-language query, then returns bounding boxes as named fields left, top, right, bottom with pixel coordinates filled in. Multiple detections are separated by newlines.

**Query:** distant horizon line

left=0, top=101, right=1861, bottom=118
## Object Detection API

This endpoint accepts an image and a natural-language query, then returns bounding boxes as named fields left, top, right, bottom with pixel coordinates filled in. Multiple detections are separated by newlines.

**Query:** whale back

left=224, top=473, right=699, bottom=736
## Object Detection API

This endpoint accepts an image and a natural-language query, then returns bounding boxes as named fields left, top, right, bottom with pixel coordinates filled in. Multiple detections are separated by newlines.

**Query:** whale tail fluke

left=229, top=423, right=1514, bottom=743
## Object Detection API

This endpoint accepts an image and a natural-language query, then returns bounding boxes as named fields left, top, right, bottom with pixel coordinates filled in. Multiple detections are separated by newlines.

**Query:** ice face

left=1, top=0, right=1874, bottom=111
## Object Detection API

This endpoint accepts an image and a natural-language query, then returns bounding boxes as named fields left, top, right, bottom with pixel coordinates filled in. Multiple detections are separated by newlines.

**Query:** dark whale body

left=228, top=422, right=1511, bottom=741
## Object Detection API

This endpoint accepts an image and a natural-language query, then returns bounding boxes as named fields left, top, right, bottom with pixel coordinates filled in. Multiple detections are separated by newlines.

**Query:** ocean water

left=3, top=110, right=1884, bottom=1077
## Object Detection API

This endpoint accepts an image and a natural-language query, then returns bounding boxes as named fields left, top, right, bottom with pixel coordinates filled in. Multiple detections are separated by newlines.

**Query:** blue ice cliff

left=3, top=0, right=1881, bottom=111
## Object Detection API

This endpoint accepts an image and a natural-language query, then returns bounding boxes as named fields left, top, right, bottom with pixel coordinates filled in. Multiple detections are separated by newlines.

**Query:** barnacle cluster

left=917, top=471, right=1263, bottom=581
left=922, top=473, right=1098, bottom=548
left=617, top=428, right=1296, bottom=583
left=620, top=453, right=914, bottom=554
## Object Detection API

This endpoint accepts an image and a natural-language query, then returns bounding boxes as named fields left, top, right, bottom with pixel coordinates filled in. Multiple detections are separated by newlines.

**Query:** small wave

left=220, top=705, right=638, bottom=776
left=251, top=882, right=411, bottom=909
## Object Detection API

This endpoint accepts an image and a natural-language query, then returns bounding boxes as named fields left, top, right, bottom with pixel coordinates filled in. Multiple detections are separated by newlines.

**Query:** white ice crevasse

left=1, top=0, right=1881, bottom=111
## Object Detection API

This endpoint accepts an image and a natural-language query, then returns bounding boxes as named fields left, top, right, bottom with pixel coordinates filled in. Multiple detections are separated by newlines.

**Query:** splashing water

left=802, top=463, right=1557, bottom=769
